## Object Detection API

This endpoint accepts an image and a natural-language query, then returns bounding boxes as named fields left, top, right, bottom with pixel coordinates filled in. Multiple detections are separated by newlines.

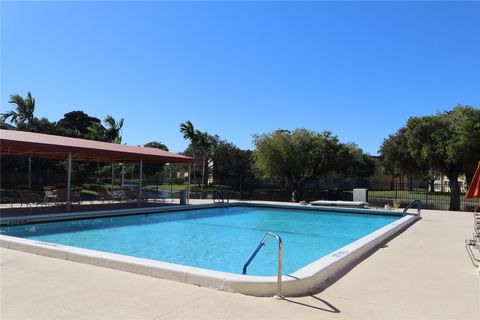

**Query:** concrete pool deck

left=1, top=205, right=479, bottom=319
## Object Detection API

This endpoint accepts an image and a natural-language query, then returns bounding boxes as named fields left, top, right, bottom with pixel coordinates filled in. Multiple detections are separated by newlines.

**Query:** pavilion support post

left=67, top=152, right=72, bottom=212
left=169, top=163, right=173, bottom=201
left=111, top=163, right=115, bottom=192
left=28, top=156, right=32, bottom=189
left=139, top=159, right=143, bottom=203
left=193, top=163, right=196, bottom=197
left=188, top=163, right=191, bottom=204
left=121, top=163, right=125, bottom=189
left=97, top=161, right=101, bottom=184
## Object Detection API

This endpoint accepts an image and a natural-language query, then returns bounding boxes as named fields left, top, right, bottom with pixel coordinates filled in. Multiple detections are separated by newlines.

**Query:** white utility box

left=353, top=188, right=368, bottom=202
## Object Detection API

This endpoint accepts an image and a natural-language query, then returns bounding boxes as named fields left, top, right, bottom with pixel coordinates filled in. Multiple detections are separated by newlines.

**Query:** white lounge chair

left=465, top=214, right=480, bottom=268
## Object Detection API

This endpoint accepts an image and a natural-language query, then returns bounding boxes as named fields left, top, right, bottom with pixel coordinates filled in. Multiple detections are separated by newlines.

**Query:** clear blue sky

left=1, top=1, right=479, bottom=155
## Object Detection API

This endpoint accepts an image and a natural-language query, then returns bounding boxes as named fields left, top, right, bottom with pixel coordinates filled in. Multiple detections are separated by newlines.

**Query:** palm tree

left=85, top=123, right=105, bottom=141
left=86, top=123, right=107, bottom=183
left=195, top=131, right=211, bottom=194
left=103, top=115, right=124, bottom=191
left=104, top=115, right=124, bottom=144
left=180, top=121, right=198, bottom=192
left=179, top=121, right=215, bottom=196
left=1, top=92, right=36, bottom=129
left=1, top=92, right=36, bottom=188
left=179, top=120, right=197, bottom=144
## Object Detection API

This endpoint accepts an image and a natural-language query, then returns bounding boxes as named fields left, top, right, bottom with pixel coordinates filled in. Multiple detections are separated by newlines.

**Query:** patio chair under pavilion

left=0, top=129, right=195, bottom=211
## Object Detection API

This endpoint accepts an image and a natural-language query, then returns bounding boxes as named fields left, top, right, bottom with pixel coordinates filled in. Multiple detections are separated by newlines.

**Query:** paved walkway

left=1, top=208, right=479, bottom=320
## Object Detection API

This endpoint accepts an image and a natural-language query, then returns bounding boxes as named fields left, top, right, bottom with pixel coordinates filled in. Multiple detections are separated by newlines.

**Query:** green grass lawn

left=143, top=184, right=223, bottom=192
left=368, top=190, right=478, bottom=203
left=144, top=184, right=188, bottom=191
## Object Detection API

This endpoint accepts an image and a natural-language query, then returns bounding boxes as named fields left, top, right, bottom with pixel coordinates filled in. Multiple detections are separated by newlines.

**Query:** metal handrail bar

left=242, top=232, right=283, bottom=298
left=465, top=234, right=480, bottom=267
left=465, top=214, right=480, bottom=267
left=403, top=199, right=422, bottom=218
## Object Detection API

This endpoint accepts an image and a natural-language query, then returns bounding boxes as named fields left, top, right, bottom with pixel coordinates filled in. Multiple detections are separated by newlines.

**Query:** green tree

left=337, top=143, right=375, bottom=185
left=380, top=128, right=441, bottom=191
left=29, top=117, right=57, bottom=134
left=380, top=128, right=423, bottom=190
left=406, top=106, right=480, bottom=210
left=180, top=120, right=198, bottom=188
left=252, top=129, right=345, bottom=201
left=212, top=140, right=253, bottom=192
left=179, top=121, right=216, bottom=194
left=57, top=111, right=102, bottom=138
left=85, top=122, right=107, bottom=141
left=104, top=115, right=124, bottom=144
left=1, top=92, right=36, bottom=129
left=179, top=120, right=197, bottom=144
left=381, top=105, right=480, bottom=211
left=196, top=131, right=216, bottom=192
left=144, top=141, right=169, bottom=151
left=380, top=128, right=419, bottom=176
left=0, top=121, right=16, bottom=130
left=142, top=141, right=169, bottom=180
left=1, top=92, right=40, bottom=188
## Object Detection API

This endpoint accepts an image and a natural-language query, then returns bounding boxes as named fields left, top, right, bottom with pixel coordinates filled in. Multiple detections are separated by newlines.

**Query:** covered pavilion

left=0, top=129, right=195, bottom=211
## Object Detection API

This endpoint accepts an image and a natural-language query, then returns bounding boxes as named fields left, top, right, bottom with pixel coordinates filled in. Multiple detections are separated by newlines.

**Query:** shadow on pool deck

left=283, top=296, right=341, bottom=313
left=0, top=207, right=478, bottom=319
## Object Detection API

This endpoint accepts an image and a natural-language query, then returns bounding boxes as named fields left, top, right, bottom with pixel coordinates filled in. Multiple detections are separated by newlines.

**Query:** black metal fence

left=1, top=156, right=477, bottom=212
left=366, top=182, right=476, bottom=211
left=187, top=181, right=477, bottom=212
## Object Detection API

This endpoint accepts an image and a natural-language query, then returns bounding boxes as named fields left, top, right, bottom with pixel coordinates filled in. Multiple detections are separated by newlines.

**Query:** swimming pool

left=0, top=203, right=418, bottom=296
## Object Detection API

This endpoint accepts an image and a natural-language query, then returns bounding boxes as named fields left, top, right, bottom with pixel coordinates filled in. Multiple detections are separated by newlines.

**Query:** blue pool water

left=0, top=206, right=399, bottom=276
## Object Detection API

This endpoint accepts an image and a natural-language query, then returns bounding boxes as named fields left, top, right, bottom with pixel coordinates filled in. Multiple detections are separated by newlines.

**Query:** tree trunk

left=28, top=156, right=32, bottom=189
left=97, top=161, right=101, bottom=184
left=121, top=163, right=124, bottom=189
left=201, top=153, right=206, bottom=198
left=190, top=149, right=197, bottom=197
left=240, top=176, right=244, bottom=200
left=447, top=173, right=461, bottom=211
left=111, top=163, right=114, bottom=192
left=429, top=179, right=435, bottom=193
left=290, top=183, right=304, bottom=202
left=192, top=162, right=196, bottom=194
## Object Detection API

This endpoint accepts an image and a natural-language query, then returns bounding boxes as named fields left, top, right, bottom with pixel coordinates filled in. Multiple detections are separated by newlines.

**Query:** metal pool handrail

left=242, top=232, right=283, bottom=298
left=403, top=199, right=422, bottom=218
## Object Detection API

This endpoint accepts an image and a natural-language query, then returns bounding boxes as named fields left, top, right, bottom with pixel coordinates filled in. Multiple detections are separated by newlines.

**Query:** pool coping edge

left=0, top=203, right=417, bottom=297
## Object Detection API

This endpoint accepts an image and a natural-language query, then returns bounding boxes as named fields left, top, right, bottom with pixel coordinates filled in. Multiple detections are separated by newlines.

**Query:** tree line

left=379, top=105, right=480, bottom=211
left=2, top=92, right=479, bottom=210
left=179, top=106, right=479, bottom=208
left=0, top=92, right=166, bottom=187
left=1, top=92, right=125, bottom=143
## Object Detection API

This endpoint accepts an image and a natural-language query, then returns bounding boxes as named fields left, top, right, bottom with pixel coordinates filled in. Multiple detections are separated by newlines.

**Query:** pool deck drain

left=1, top=203, right=479, bottom=319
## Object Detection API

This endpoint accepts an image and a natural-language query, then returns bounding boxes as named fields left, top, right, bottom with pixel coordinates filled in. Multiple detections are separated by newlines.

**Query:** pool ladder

left=403, top=199, right=422, bottom=219
left=242, top=232, right=283, bottom=298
